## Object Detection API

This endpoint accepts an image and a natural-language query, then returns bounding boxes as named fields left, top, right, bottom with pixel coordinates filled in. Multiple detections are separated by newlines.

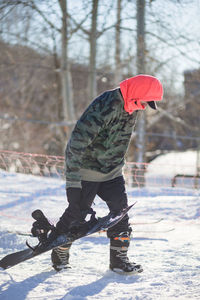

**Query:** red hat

left=120, top=74, right=163, bottom=114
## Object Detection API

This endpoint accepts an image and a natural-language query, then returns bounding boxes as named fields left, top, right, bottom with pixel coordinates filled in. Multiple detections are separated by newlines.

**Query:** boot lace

left=54, top=246, right=70, bottom=265
left=116, top=248, right=130, bottom=264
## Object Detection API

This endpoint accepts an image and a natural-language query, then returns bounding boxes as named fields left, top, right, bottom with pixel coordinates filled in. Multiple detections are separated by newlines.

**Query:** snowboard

left=0, top=204, right=135, bottom=270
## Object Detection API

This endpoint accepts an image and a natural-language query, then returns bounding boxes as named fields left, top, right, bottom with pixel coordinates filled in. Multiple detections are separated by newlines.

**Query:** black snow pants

left=62, top=176, right=132, bottom=238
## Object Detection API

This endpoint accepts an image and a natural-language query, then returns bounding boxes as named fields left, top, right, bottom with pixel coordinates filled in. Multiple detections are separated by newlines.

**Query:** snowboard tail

left=0, top=204, right=135, bottom=270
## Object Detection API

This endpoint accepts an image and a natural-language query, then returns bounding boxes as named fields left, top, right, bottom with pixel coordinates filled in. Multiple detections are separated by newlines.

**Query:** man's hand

left=68, top=220, right=89, bottom=236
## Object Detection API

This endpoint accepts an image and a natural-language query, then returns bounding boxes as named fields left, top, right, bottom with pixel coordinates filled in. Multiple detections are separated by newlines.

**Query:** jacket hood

left=120, top=74, right=163, bottom=114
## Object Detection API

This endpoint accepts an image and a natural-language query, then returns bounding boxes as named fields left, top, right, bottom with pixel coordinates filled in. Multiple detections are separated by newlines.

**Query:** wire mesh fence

left=0, top=149, right=199, bottom=191
left=0, top=149, right=199, bottom=223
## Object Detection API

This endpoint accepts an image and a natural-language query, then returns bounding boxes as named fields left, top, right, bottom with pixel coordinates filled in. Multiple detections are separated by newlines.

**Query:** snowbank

left=0, top=166, right=199, bottom=299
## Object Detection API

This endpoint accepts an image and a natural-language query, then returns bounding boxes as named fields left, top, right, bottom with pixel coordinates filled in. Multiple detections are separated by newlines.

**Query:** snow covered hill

left=146, top=150, right=200, bottom=188
left=0, top=166, right=200, bottom=299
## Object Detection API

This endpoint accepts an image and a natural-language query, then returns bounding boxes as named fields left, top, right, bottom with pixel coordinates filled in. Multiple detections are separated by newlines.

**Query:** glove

left=68, top=220, right=88, bottom=236
left=68, top=206, right=97, bottom=236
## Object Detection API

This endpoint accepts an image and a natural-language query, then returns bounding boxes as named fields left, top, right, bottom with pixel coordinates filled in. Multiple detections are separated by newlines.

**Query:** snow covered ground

left=0, top=166, right=200, bottom=299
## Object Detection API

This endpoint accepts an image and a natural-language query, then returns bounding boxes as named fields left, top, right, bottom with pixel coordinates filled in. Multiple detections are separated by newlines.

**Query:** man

left=36, top=74, right=163, bottom=274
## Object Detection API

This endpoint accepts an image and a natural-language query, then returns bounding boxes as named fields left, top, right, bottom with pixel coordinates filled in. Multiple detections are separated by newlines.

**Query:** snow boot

left=109, top=232, right=143, bottom=274
left=51, top=242, right=72, bottom=271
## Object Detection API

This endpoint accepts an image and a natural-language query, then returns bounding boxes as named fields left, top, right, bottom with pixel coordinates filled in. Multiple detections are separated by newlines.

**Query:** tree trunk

left=136, top=0, right=146, bottom=163
left=88, top=0, right=99, bottom=101
left=114, top=0, right=122, bottom=85
left=59, top=0, right=75, bottom=129
left=135, top=0, right=146, bottom=186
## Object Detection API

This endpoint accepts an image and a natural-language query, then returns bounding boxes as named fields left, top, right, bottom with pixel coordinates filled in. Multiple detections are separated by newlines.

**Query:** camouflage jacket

left=65, top=88, right=138, bottom=188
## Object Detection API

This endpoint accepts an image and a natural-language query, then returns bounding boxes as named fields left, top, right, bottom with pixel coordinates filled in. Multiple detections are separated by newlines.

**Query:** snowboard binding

left=29, top=208, right=98, bottom=250
left=31, top=209, right=55, bottom=243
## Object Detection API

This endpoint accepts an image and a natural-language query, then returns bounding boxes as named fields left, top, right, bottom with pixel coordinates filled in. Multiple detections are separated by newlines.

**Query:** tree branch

left=149, top=107, right=199, bottom=133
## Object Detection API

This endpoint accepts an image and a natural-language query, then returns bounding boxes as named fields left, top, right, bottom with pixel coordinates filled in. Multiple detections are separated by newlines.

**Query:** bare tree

left=88, top=0, right=99, bottom=100
left=114, top=0, right=123, bottom=85
left=0, top=0, right=200, bottom=160
left=58, top=0, right=75, bottom=126
left=135, top=0, right=146, bottom=165
left=79, top=0, right=116, bottom=101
